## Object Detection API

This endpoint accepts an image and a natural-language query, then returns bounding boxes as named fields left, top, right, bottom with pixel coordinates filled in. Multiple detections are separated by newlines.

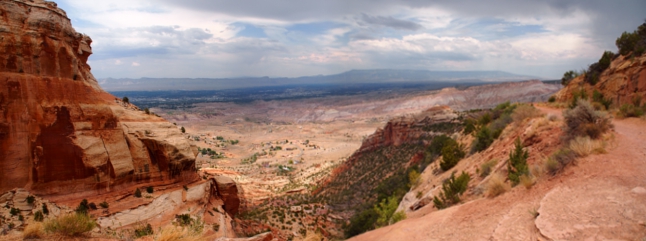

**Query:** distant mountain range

left=98, top=69, right=540, bottom=91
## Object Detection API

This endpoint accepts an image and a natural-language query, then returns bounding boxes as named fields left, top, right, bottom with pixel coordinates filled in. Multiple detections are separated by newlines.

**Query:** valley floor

left=350, top=107, right=646, bottom=241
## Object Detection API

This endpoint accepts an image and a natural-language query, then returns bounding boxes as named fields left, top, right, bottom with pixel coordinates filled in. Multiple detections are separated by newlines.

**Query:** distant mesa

left=98, top=69, right=540, bottom=92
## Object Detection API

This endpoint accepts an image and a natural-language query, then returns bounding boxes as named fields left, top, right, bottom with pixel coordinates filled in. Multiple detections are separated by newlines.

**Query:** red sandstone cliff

left=555, top=54, right=646, bottom=105
left=0, top=0, right=198, bottom=197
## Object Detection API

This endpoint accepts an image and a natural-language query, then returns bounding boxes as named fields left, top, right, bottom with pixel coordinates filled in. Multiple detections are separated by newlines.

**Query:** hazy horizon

left=53, top=0, right=646, bottom=79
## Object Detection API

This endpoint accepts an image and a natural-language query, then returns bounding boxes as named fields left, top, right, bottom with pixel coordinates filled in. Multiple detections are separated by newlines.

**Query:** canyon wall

left=0, top=0, right=198, bottom=196
left=556, top=55, right=646, bottom=105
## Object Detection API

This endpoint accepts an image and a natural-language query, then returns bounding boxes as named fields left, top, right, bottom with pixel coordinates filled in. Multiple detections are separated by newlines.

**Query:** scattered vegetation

left=561, top=70, right=582, bottom=86
left=511, top=104, right=542, bottom=124
left=507, top=138, right=529, bottom=186
left=433, top=172, right=470, bottom=210
left=133, top=223, right=154, bottom=238
left=373, top=195, right=406, bottom=228
left=135, top=188, right=142, bottom=198
left=44, top=213, right=96, bottom=237
left=584, top=51, right=614, bottom=85
left=470, top=102, right=517, bottom=153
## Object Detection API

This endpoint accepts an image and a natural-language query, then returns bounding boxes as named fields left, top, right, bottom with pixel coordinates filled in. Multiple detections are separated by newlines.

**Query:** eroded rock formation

left=0, top=0, right=197, bottom=196
left=556, top=55, right=646, bottom=105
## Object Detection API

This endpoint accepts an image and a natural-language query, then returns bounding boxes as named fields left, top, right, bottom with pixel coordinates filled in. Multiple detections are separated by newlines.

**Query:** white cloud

left=132, top=62, right=140, bottom=67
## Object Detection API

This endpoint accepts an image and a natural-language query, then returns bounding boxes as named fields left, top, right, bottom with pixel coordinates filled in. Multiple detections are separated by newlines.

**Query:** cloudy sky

left=54, top=0, right=645, bottom=79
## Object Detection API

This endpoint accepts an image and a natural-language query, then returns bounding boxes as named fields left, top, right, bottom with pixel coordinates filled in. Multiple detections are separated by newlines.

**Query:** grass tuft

left=44, top=213, right=96, bottom=237
left=23, top=221, right=45, bottom=239
left=485, top=173, right=509, bottom=198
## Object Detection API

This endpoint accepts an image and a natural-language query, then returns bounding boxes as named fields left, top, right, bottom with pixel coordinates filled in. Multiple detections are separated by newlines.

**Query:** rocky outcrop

left=0, top=0, right=197, bottom=196
left=556, top=55, right=646, bottom=105
left=213, top=176, right=241, bottom=217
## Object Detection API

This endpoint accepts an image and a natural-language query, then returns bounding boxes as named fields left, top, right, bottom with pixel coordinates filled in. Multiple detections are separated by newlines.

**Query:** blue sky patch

left=235, top=23, right=268, bottom=38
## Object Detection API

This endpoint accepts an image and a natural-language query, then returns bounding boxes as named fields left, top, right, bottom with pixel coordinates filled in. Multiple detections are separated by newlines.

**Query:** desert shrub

left=439, top=140, right=465, bottom=171
left=99, top=201, right=109, bottom=209
left=408, top=169, right=420, bottom=188
left=44, top=213, right=96, bottom=236
left=584, top=51, right=615, bottom=85
left=511, top=104, right=542, bottom=123
left=508, top=138, right=529, bottom=186
left=519, top=174, right=534, bottom=189
left=480, top=159, right=498, bottom=178
left=563, top=99, right=612, bottom=140
left=546, top=148, right=577, bottom=175
left=10, top=207, right=19, bottom=216
left=146, top=186, right=154, bottom=194
left=619, top=103, right=645, bottom=118
left=42, top=203, right=49, bottom=215
left=561, top=70, right=580, bottom=86
left=391, top=211, right=406, bottom=224
left=472, top=126, right=494, bottom=153
left=212, top=223, right=220, bottom=232
left=27, top=195, right=36, bottom=204
left=373, top=195, right=401, bottom=227
left=135, top=188, right=142, bottom=198
left=75, top=199, right=90, bottom=214
left=485, top=173, right=509, bottom=198
left=433, top=172, right=470, bottom=209
left=462, top=118, right=476, bottom=135
left=548, top=96, right=556, bottom=102
left=89, top=202, right=97, bottom=210
left=34, top=210, right=44, bottom=222
left=122, top=96, right=129, bottom=104
left=616, top=22, right=646, bottom=57
left=544, top=158, right=560, bottom=176
left=23, top=221, right=45, bottom=239
left=134, top=223, right=154, bottom=238
left=478, top=113, right=492, bottom=126
left=592, top=90, right=613, bottom=110
left=427, top=135, right=452, bottom=156
left=181, top=126, right=186, bottom=133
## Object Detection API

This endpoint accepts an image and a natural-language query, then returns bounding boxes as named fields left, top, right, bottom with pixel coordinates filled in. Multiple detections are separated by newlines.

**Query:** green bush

left=44, top=213, right=96, bottom=236
left=561, top=70, right=580, bottom=86
left=548, top=148, right=577, bottom=175
left=373, top=195, right=401, bottom=228
left=75, top=199, right=90, bottom=214
left=439, top=140, right=465, bottom=171
left=433, top=172, right=470, bottom=210
left=146, top=186, right=154, bottom=194
left=10, top=207, right=19, bottom=216
left=507, top=138, right=529, bottom=186
left=134, top=188, right=142, bottom=198
left=472, top=126, right=494, bottom=153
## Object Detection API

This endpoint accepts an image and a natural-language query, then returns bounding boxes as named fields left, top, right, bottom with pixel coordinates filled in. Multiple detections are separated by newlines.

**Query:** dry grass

left=479, top=159, right=498, bottom=178
left=569, top=136, right=606, bottom=157
left=156, top=225, right=204, bottom=241
left=23, top=221, right=45, bottom=239
left=547, top=114, right=559, bottom=122
left=519, top=174, right=535, bottom=189
left=44, top=213, right=96, bottom=237
left=485, top=173, right=510, bottom=198
left=530, top=163, right=544, bottom=179
left=512, top=104, right=544, bottom=124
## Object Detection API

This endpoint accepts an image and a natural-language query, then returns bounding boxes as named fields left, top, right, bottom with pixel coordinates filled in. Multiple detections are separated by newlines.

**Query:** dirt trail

left=349, top=106, right=646, bottom=241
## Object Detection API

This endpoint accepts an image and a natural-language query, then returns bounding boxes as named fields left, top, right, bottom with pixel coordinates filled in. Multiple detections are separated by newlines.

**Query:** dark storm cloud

left=359, top=14, right=423, bottom=31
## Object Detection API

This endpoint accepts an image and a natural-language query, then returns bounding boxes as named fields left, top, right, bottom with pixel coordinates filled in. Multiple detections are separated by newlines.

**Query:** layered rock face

left=556, top=55, right=646, bottom=105
left=0, top=0, right=197, bottom=196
